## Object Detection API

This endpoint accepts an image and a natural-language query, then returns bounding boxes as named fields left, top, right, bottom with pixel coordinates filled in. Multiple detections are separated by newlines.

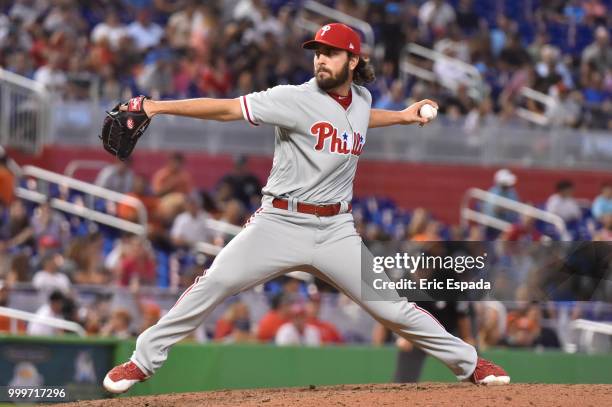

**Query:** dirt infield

left=59, top=383, right=612, bottom=407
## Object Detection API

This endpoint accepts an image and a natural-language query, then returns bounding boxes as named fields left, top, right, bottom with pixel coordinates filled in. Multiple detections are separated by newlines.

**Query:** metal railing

left=0, top=145, right=23, bottom=177
left=12, top=159, right=243, bottom=258
left=192, top=222, right=312, bottom=284
left=296, top=0, right=375, bottom=53
left=460, top=188, right=570, bottom=240
left=399, top=44, right=557, bottom=127
left=64, top=159, right=110, bottom=179
left=460, top=208, right=513, bottom=232
left=193, top=220, right=242, bottom=257
left=0, top=68, right=50, bottom=153
left=204, top=218, right=243, bottom=236
left=400, top=43, right=486, bottom=101
left=17, top=165, right=147, bottom=236
left=516, top=87, right=558, bottom=127
left=567, top=319, right=612, bottom=354
left=0, top=306, right=86, bottom=337
left=193, top=241, right=223, bottom=257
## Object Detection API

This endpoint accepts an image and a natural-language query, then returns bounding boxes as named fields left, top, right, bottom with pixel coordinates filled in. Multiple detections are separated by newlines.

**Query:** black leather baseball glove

left=100, top=95, right=151, bottom=161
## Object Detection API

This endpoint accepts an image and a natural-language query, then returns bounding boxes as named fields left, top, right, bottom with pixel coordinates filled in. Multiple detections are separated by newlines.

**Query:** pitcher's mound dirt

left=61, top=383, right=612, bottom=407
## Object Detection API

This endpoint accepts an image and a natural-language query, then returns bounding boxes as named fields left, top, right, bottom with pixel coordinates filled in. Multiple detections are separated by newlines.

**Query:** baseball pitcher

left=103, top=23, right=510, bottom=393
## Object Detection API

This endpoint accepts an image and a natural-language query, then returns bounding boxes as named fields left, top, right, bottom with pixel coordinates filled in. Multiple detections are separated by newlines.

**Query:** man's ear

left=349, top=53, right=359, bottom=71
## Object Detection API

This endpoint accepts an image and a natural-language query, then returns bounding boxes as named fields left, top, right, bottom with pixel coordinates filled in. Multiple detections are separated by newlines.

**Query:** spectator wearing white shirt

left=91, top=10, right=128, bottom=50
left=43, top=2, right=86, bottom=36
left=535, top=45, right=574, bottom=90
left=127, top=8, right=163, bottom=52
left=95, top=160, right=135, bottom=194
left=0, top=18, right=33, bottom=52
left=275, top=304, right=321, bottom=346
left=104, top=234, right=132, bottom=271
left=27, top=291, right=66, bottom=337
left=32, top=253, right=72, bottom=297
left=581, top=26, right=612, bottom=77
left=170, top=193, right=214, bottom=248
left=9, top=0, right=43, bottom=26
left=233, top=0, right=262, bottom=23
left=419, top=0, right=456, bottom=35
left=545, top=180, right=582, bottom=223
left=434, top=24, right=470, bottom=62
left=242, top=4, right=283, bottom=46
left=433, top=46, right=471, bottom=91
left=166, top=0, right=201, bottom=49
left=0, top=14, right=9, bottom=43
left=33, top=52, right=67, bottom=94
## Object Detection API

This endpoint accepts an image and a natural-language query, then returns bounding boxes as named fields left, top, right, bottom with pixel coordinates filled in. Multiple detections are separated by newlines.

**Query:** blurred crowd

left=2, top=144, right=612, bottom=352
left=0, top=1, right=610, bottom=382
left=0, top=149, right=262, bottom=289
left=0, top=0, right=610, bottom=130
left=357, top=167, right=611, bottom=244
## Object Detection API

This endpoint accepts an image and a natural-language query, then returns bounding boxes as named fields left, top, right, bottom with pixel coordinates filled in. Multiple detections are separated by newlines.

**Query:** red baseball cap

left=302, top=23, right=361, bottom=55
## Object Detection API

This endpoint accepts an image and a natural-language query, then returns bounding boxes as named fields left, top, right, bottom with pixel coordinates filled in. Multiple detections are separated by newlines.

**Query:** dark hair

left=269, top=292, right=291, bottom=310
left=171, top=152, right=185, bottom=163
left=49, top=290, right=65, bottom=302
left=270, top=293, right=283, bottom=310
left=42, top=252, right=58, bottom=266
left=352, top=56, right=376, bottom=85
left=556, top=179, right=573, bottom=192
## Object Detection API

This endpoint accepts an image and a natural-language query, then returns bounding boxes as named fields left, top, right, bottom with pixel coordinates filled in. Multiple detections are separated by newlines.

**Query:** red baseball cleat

left=470, top=357, right=511, bottom=385
left=103, top=361, right=149, bottom=394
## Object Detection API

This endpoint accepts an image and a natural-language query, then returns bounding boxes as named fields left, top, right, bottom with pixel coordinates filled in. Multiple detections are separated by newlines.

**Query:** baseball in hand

left=419, top=103, right=438, bottom=120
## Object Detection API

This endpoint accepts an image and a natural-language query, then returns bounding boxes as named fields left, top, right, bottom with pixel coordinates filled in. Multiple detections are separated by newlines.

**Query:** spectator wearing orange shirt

left=256, top=293, right=291, bottom=342
left=409, top=209, right=442, bottom=242
left=152, top=152, right=193, bottom=197
left=214, top=300, right=252, bottom=342
left=0, top=149, right=15, bottom=207
left=117, top=175, right=160, bottom=225
left=504, top=287, right=541, bottom=347
left=100, top=308, right=134, bottom=339
left=138, top=301, right=162, bottom=335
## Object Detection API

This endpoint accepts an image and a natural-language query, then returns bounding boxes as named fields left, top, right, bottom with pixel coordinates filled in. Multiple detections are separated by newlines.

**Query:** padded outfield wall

left=1, top=336, right=611, bottom=399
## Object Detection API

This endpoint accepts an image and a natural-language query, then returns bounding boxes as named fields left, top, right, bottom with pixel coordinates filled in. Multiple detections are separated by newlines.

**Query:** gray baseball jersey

left=128, top=78, right=478, bottom=384
left=239, top=77, right=370, bottom=204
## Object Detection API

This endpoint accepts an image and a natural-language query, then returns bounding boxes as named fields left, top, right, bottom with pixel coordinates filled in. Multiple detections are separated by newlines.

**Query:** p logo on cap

left=302, top=22, right=362, bottom=55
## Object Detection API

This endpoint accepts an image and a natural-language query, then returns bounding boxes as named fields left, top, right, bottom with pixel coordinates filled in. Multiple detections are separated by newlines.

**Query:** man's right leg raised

left=104, top=209, right=311, bottom=393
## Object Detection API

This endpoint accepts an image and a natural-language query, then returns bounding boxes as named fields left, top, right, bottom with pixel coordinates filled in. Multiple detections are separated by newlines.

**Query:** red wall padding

left=8, top=146, right=612, bottom=224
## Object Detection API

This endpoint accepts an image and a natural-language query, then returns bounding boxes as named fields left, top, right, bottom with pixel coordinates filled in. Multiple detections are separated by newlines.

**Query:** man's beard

left=315, top=60, right=350, bottom=91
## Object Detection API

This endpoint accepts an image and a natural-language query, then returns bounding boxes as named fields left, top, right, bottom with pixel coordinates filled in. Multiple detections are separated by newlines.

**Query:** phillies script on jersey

left=310, top=121, right=365, bottom=156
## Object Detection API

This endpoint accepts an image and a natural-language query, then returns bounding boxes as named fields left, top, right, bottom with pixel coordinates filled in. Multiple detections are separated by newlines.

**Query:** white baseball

left=419, top=103, right=438, bottom=120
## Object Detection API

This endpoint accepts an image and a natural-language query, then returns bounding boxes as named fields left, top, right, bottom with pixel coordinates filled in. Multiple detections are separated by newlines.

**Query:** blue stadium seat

left=155, top=250, right=170, bottom=288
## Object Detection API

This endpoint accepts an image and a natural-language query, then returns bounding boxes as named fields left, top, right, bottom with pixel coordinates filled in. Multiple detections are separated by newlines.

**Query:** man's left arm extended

left=368, top=99, right=438, bottom=129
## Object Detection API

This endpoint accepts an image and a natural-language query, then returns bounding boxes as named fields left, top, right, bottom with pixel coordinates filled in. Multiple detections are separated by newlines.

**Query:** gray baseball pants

left=131, top=197, right=477, bottom=380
